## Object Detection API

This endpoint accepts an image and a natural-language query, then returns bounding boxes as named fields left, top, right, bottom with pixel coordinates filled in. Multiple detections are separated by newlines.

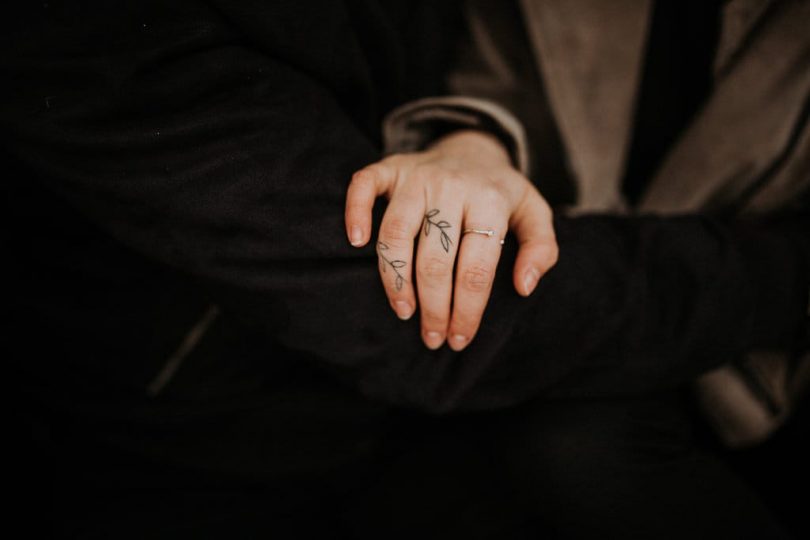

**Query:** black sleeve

left=3, top=1, right=807, bottom=413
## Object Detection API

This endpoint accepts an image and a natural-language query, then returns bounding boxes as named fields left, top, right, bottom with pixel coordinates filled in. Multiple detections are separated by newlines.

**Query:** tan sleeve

left=382, top=96, right=530, bottom=175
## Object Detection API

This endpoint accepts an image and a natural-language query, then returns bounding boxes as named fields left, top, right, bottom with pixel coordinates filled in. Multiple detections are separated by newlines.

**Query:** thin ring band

left=462, top=228, right=495, bottom=237
left=463, top=228, right=506, bottom=246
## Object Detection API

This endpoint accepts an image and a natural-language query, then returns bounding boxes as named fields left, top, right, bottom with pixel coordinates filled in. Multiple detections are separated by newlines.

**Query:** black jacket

left=3, top=1, right=807, bottom=475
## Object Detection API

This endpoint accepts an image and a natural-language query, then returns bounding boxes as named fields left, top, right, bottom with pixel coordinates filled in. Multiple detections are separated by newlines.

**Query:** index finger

left=345, top=163, right=394, bottom=247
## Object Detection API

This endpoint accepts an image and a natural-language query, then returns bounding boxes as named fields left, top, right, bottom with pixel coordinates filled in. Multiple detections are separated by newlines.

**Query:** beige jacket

left=389, top=0, right=809, bottom=215
left=385, top=0, right=810, bottom=446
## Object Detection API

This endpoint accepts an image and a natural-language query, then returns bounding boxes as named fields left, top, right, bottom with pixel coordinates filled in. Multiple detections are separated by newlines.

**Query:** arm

left=3, top=1, right=806, bottom=413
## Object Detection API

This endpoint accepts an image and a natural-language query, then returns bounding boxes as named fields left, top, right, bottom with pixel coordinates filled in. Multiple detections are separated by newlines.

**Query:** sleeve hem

left=382, top=96, right=530, bottom=175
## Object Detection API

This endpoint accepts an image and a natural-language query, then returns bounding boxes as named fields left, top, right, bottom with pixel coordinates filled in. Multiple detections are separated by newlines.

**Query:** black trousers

left=39, top=388, right=798, bottom=539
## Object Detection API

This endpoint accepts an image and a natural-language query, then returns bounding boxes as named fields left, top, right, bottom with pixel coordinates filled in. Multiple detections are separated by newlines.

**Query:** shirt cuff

left=382, top=96, right=530, bottom=175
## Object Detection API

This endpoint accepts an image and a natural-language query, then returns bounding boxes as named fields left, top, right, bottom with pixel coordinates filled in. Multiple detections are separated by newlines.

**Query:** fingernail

left=350, top=225, right=364, bottom=246
left=424, top=331, right=444, bottom=350
left=394, top=301, right=413, bottom=320
left=449, top=334, right=468, bottom=350
left=523, top=267, right=540, bottom=296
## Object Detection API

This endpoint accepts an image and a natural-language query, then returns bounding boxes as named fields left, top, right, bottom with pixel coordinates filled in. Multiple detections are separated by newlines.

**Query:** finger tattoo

left=377, top=241, right=406, bottom=291
left=423, top=209, right=453, bottom=253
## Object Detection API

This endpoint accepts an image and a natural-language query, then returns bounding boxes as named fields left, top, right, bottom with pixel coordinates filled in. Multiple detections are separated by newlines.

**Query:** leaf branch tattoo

left=377, top=241, right=406, bottom=291
left=423, top=209, right=453, bottom=253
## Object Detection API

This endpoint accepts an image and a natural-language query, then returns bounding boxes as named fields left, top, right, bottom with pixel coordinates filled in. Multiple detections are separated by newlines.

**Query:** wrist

left=429, top=129, right=512, bottom=167
left=382, top=97, right=529, bottom=174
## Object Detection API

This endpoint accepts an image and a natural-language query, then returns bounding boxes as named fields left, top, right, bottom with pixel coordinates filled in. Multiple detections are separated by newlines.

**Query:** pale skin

left=345, top=130, right=558, bottom=351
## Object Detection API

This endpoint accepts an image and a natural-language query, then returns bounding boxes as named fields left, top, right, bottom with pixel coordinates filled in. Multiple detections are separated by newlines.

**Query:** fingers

left=345, top=163, right=395, bottom=247
left=510, top=189, right=558, bottom=296
left=376, top=182, right=424, bottom=321
left=415, top=199, right=463, bottom=350
left=447, top=201, right=509, bottom=352
left=348, top=157, right=557, bottom=351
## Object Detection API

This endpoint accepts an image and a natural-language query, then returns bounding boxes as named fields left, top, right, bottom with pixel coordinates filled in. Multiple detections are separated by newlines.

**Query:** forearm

left=5, top=0, right=806, bottom=415
left=254, top=212, right=807, bottom=411
left=519, top=213, right=809, bottom=400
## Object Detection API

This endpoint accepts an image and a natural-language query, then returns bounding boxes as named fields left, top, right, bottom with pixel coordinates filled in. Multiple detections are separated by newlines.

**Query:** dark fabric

left=2, top=0, right=808, bottom=535
left=623, top=1, right=723, bottom=204
left=48, top=393, right=796, bottom=539
left=496, top=395, right=793, bottom=540
left=4, top=0, right=806, bottom=413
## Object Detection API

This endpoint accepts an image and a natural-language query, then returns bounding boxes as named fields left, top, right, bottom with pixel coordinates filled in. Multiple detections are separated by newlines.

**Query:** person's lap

left=43, top=363, right=790, bottom=539
left=491, top=394, right=790, bottom=539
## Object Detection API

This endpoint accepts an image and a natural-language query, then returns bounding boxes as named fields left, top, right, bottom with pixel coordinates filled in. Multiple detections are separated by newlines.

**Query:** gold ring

left=462, top=228, right=495, bottom=237
left=463, top=228, right=505, bottom=246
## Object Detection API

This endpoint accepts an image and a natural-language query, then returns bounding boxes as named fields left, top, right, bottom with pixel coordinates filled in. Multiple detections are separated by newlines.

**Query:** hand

left=345, top=130, right=558, bottom=351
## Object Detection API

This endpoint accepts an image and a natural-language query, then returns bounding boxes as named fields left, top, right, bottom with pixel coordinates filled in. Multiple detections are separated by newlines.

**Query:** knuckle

left=346, top=205, right=367, bottom=219
left=381, top=217, right=412, bottom=244
left=419, top=256, right=452, bottom=281
left=351, top=168, right=375, bottom=187
left=430, top=172, right=464, bottom=199
left=450, top=310, right=479, bottom=334
left=441, top=170, right=464, bottom=185
left=420, top=309, right=448, bottom=328
left=412, top=164, right=439, bottom=184
left=346, top=198, right=369, bottom=213
left=478, top=185, right=506, bottom=208
left=461, top=264, right=493, bottom=293
left=444, top=173, right=467, bottom=195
